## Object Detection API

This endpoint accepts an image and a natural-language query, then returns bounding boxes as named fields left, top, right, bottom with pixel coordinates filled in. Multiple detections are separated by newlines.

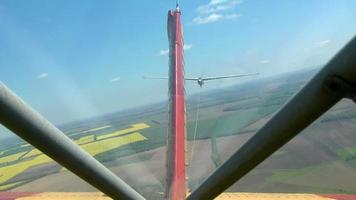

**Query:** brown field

left=3, top=72, right=356, bottom=198
left=11, top=117, right=356, bottom=195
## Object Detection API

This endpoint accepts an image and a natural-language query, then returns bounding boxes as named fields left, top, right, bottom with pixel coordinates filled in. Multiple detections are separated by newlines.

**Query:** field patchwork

left=0, top=123, right=150, bottom=190
left=0, top=152, right=26, bottom=164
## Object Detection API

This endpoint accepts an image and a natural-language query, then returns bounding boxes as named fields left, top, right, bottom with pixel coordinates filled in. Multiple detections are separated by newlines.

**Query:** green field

left=336, top=146, right=356, bottom=161
left=0, top=124, right=149, bottom=190
left=1, top=69, right=356, bottom=195
left=265, top=160, right=356, bottom=193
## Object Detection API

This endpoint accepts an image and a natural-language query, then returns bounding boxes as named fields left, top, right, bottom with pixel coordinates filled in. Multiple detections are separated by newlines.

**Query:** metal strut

left=0, top=82, right=145, bottom=200
left=187, top=35, right=356, bottom=200
left=324, top=75, right=356, bottom=103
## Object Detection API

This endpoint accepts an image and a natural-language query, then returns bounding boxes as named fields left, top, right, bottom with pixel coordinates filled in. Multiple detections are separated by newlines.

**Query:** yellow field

left=0, top=123, right=150, bottom=190
left=0, top=152, right=26, bottom=164
left=0, top=154, right=52, bottom=187
left=75, top=135, right=94, bottom=145
left=69, top=125, right=112, bottom=137
left=97, top=123, right=149, bottom=140
left=23, top=149, right=42, bottom=159
left=82, top=132, right=146, bottom=156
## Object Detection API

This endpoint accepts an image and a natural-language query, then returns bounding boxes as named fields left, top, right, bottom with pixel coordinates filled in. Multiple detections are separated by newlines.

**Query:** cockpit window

left=1, top=1, right=356, bottom=199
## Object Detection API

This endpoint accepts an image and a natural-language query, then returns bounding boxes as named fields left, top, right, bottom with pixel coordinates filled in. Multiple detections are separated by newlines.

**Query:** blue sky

left=0, top=0, right=356, bottom=128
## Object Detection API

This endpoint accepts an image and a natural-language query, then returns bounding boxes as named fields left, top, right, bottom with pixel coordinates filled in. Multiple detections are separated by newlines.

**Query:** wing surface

left=203, top=73, right=259, bottom=81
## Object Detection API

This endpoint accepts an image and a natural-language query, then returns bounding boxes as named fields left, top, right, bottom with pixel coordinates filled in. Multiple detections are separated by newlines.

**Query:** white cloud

left=184, top=44, right=193, bottom=50
left=193, top=13, right=240, bottom=24
left=193, top=13, right=223, bottom=24
left=159, top=49, right=169, bottom=56
left=315, top=40, right=330, bottom=47
left=193, top=0, right=241, bottom=25
left=37, top=73, right=48, bottom=79
left=110, top=77, right=121, bottom=83
left=259, top=60, right=270, bottom=64
left=197, top=0, right=242, bottom=14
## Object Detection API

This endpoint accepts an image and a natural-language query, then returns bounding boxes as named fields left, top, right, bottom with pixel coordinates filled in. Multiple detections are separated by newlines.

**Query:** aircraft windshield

left=0, top=1, right=356, bottom=199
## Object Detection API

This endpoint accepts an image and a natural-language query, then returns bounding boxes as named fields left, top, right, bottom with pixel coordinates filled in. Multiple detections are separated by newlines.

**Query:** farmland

left=1, top=68, right=356, bottom=198
left=0, top=124, right=149, bottom=190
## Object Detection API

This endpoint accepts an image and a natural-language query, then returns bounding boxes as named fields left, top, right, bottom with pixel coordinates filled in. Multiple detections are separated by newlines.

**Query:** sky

left=0, top=0, right=356, bottom=130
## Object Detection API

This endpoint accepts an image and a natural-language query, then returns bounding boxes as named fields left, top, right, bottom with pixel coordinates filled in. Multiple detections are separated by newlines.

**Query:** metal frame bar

left=0, top=83, right=145, bottom=200
left=188, top=35, right=356, bottom=200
